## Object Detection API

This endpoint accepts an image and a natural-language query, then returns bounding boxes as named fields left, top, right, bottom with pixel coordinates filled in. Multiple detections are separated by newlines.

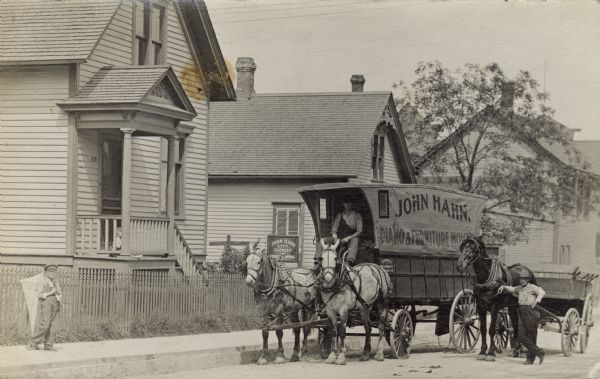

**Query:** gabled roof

left=0, top=0, right=119, bottom=65
left=58, top=66, right=196, bottom=120
left=416, top=107, right=584, bottom=172
left=0, top=0, right=235, bottom=100
left=209, top=92, right=414, bottom=180
left=175, top=0, right=235, bottom=100
left=574, top=141, right=600, bottom=176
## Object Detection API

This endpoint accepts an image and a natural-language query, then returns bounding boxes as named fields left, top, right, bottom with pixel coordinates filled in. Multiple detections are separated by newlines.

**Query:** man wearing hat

left=498, top=269, right=546, bottom=365
left=27, top=264, right=63, bottom=350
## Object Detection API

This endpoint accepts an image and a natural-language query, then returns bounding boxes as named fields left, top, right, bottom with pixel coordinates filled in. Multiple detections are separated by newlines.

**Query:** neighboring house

left=207, top=58, right=415, bottom=267
left=410, top=89, right=600, bottom=274
left=561, top=140, right=600, bottom=269
left=0, top=0, right=235, bottom=273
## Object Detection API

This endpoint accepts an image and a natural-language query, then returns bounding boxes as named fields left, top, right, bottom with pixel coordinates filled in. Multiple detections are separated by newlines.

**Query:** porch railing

left=174, top=223, right=204, bottom=278
left=77, top=216, right=169, bottom=255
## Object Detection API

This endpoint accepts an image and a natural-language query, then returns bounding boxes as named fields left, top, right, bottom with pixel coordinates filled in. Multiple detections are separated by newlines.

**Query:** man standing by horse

left=498, top=269, right=546, bottom=365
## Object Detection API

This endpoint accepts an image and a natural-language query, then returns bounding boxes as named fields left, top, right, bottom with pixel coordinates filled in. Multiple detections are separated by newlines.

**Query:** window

left=134, top=0, right=166, bottom=65
left=596, top=233, right=600, bottom=264
left=319, top=198, right=328, bottom=221
left=273, top=204, right=301, bottom=236
left=372, top=133, right=385, bottom=181
left=175, top=138, right=185, bottom=217
left=158, top=137, right=185, bottom=217
left=378, top=190, right=389, bottom=218
left=559, top=245, right=571, bottom=265
left=159, top=138, right=168, bottom=215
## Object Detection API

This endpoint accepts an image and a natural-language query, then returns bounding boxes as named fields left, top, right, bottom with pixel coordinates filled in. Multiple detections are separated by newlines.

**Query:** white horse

left=317, top=238, right=392, bottom=365
left=244, top=242, right=317, bottom=365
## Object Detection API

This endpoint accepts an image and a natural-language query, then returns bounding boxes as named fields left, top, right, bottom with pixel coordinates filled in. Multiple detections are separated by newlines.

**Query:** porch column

left=121, top=127, right=135, bottom=255
left=167, top=136, right=178, bottom=253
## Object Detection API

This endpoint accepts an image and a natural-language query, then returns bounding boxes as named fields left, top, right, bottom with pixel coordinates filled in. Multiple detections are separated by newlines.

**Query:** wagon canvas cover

left=364, top=185, right=487, bottom=255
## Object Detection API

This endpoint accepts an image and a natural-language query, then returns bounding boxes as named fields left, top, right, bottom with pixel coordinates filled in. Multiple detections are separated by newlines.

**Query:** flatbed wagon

left=299, top=183, right=488, bottom=358
left=532, top=269, right=598, bottom=356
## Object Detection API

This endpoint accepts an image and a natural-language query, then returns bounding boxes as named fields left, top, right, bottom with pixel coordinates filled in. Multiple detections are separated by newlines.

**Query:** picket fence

left=0, top=265, right=257, bottom=338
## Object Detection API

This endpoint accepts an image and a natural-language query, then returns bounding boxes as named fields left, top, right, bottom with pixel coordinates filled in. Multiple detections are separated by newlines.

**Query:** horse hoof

left=289, top=355, right=300, bottom=363
left=325, top=352, right=337, bottom=364
left=374, top=351, right=384, bottom=362
left=335, top=355, right=347, bottom=365
left=359, top=354, right=370, bottom=361
left=485, top=355, right=496, bottom=362
left=257, top=357, right=268, bottom=365
left=476, top=355, right=486, bottom=361
left=275, top=355, right=286, bottom=364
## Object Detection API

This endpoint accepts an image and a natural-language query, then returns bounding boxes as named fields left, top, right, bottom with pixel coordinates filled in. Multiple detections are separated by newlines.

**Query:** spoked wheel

left=494, top=310, right=511, bottom=353
left=561, top=308, right=580, bottom=357
left=449, top=289, right=481, bottom=353
left=390, top=309, right=413, bottom=359
left=580, top=294, right=593, bottom=354
left=317, top=327, right=332, bottom=359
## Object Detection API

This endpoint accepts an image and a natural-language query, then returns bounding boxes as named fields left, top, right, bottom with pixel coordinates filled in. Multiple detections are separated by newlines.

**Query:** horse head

left=456, top=235, right=486, bottom=272
left=318, top=238, right=340, bottom=290
left=244, top=240, right=267, bottom=287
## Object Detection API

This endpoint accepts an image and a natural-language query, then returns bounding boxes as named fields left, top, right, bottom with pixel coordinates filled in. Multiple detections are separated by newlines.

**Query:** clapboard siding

left=77, top=130, right=100, bottom=215
left=383, top=134, right=401, bottom=184
left=557, top=213, right=600, bottom=271
left=0, top=66, right=70, bottom=256
left=207, top=181, right=318, bottom=268
left=504, top=219, right=554, bottom=269
left=79, top=1, right=132, bottom=88
left=165, top=2, right=209, bottom=255
left=131, top=137, right=161, bottom=217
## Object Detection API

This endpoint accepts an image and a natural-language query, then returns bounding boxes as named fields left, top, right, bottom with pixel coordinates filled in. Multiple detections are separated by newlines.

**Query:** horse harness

left=317, top=258, right=371, bottom=311
left=251, top=257, right=316, bottom=323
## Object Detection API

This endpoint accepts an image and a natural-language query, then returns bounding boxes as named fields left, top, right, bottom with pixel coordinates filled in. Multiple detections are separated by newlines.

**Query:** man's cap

left=44, top=264, right=58, bottom=271
left=519, top=269, right=530, bottom=279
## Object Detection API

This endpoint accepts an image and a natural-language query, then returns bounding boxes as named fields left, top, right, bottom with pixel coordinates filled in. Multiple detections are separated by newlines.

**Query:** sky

left=205, top=0, right=600, bottom=141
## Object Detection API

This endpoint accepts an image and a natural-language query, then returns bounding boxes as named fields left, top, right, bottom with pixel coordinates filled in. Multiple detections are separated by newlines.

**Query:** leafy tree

left=394, top=61, right=599, bottom=244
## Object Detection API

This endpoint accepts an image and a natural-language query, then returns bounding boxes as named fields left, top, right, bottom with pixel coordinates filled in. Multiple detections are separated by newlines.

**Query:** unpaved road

left=135, top=309, right=600, bottom=379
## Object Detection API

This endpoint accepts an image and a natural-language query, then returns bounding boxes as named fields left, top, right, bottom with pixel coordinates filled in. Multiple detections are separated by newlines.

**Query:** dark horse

left=456, top=236, right=537, bottom=361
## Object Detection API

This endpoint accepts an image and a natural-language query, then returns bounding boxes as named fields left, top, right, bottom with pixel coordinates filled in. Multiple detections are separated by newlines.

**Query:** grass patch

left=0, top=310, right=261, bottom=346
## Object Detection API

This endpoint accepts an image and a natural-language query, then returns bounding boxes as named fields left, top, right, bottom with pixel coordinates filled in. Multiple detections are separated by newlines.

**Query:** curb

left=0, top=338, right=365, bottom=379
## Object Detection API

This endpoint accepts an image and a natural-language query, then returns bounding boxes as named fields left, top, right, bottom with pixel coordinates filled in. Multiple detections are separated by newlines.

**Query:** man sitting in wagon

left=331, top=200, right=363, bottom=266
left=498, top=269, right=546, bottom=365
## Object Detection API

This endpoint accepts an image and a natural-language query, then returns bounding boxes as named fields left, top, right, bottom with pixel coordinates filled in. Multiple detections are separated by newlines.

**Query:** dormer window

left=372, top=132, right=385, bottom=181
left=135, top=0, right=166, bottom=65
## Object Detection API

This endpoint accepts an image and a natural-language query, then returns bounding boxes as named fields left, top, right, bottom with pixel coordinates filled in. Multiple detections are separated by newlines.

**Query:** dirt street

left=134, top=309, right=600, bottom=379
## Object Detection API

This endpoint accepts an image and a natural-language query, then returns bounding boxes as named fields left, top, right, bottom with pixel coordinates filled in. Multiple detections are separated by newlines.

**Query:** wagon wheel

left=494, top=310, right=511, bottom=353
left=560, top=308, right=580, bottom=357
left=317, top=327, right=332, bottom=359
left=390, top=309, right=413, bottom=359
left=449, top=289, right=480, bottom=353
left=580, top=294, right=593, bottom=354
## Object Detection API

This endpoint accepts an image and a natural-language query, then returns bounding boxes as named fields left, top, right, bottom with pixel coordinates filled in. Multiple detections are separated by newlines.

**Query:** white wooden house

left=0, top=0, right=235, bottom=273
left=207, top=59, right=415, bottom=267
left=410, top=91, right=600, bottom=275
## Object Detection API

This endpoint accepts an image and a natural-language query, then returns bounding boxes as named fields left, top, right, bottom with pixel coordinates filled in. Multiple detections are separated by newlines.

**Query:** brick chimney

left=235, top=57, right=256, bottom=99
left=350, top=74, right=365, bottom=92
left=500, top=81, right=514, bottom=114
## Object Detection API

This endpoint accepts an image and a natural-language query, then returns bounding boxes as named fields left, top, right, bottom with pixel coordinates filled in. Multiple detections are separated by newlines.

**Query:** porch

left=58, top=66, right=202, bottom=275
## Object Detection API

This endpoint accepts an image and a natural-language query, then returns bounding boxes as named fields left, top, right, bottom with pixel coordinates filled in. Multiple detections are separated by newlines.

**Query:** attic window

left=372, top=132, right=385, bottom=181
left=135, top=0, right=166, bottom=65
